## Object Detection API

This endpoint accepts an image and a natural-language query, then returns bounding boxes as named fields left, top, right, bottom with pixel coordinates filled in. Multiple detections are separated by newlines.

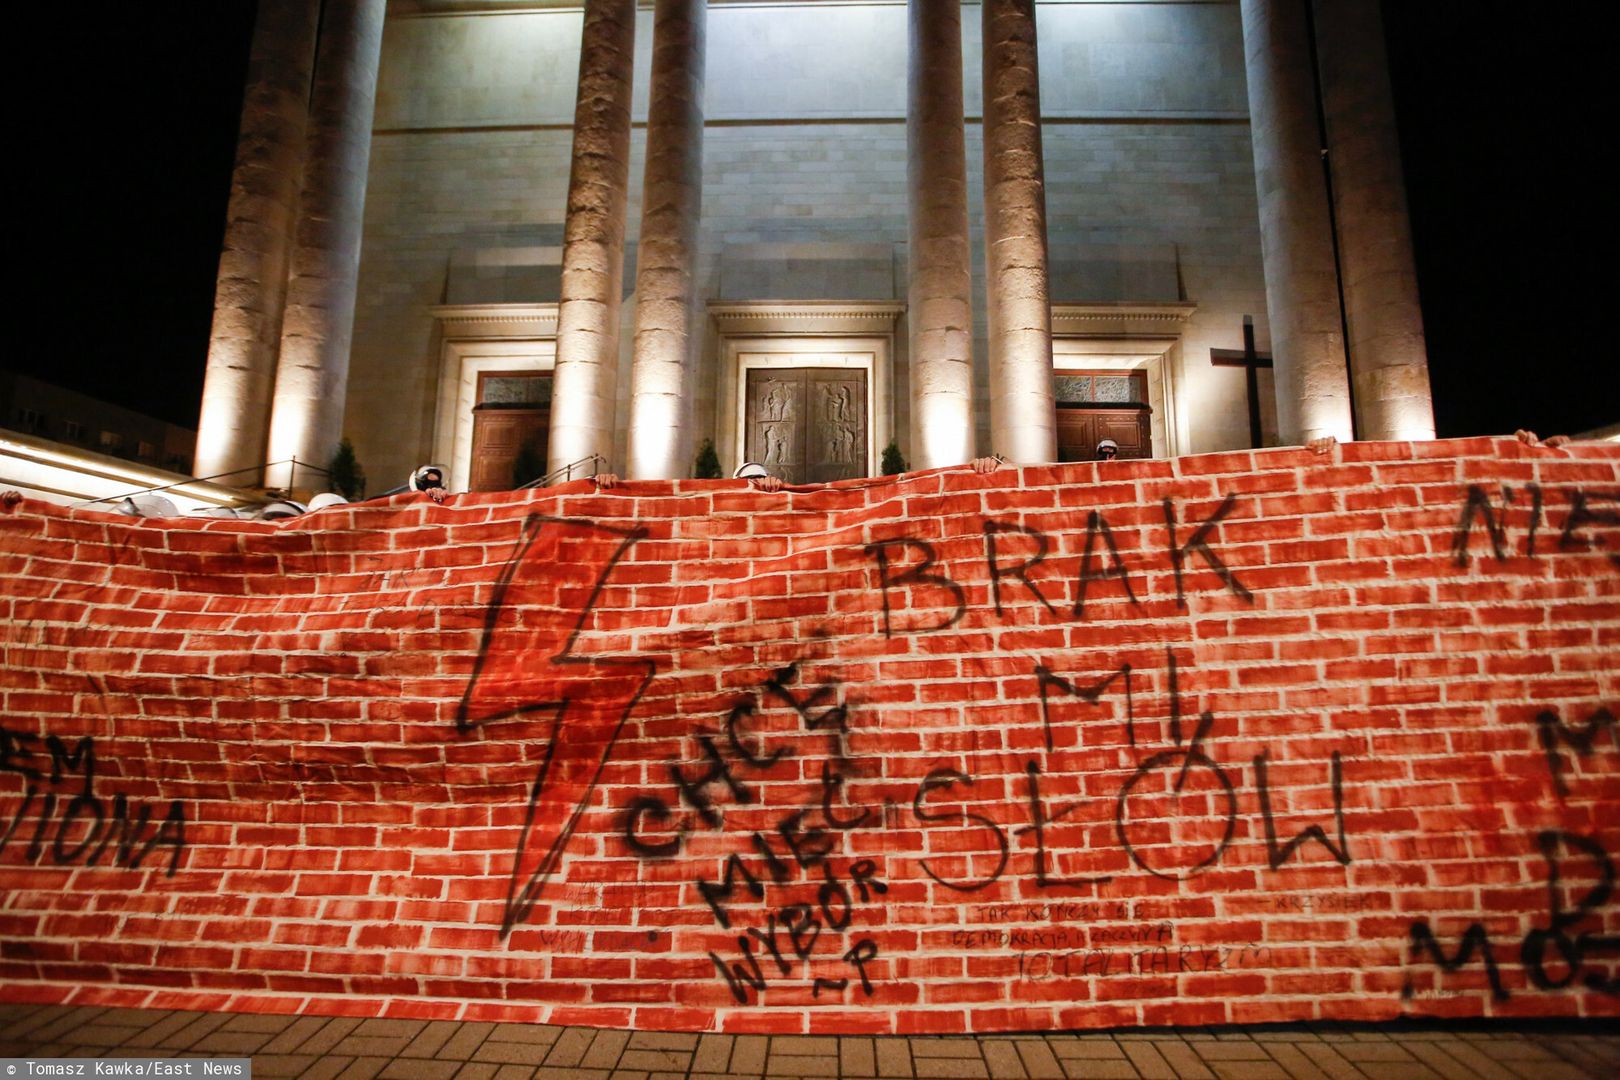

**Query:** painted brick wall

left=1, top=437, right=1616, bottom=1033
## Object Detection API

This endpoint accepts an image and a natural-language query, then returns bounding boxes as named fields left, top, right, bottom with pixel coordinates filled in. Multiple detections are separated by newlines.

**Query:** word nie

left=1451, top=483, right=1619, bottom=568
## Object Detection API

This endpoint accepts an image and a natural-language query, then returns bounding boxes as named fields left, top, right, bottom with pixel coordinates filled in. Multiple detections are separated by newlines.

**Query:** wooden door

left=1056, top=406, right=1152, bottom=462
left=470, top=407, right=549, bottom=490
left=744, top=368, right=868, bottom=484
left=469, top=371, right=553, bottom=491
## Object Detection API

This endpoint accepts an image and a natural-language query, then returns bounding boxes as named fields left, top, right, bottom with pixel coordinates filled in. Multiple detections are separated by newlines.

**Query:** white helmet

left=116, top=495, right=180, bottom=518
left=259, top=499, right=307, bottom=520
left=307, top=492, right=350, bottom=512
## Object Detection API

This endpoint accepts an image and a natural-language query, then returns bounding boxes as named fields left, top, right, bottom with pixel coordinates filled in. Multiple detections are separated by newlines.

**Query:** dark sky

left=12, top=1, right=1614, bottom=438
left=16, top=2, right=256, bottom=429
left=1382, top=3, right=1613, bottom=439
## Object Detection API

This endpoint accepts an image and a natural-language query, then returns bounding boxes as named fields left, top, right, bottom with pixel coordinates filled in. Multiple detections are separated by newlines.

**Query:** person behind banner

left=381, top=464, right=450, bottom=503
left=596, top=456, right=1002, bottom=491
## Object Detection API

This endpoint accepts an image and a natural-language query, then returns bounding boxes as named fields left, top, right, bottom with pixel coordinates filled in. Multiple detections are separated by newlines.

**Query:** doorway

left=744, top=367, right=868, bottom=484
left=711, top=305, right=901, bottom=482
left=1054, top=370, right=1153, bottom=461
left=428, top=304, right=559, bottom=494
left=468, top=371, right=551, bottom=490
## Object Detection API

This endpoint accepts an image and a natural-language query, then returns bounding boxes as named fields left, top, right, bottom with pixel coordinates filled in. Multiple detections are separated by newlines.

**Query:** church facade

left=194, top=0, right=1434, bottom=495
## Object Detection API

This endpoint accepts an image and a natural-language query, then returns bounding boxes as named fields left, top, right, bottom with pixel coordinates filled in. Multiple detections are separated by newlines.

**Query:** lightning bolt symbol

left=455, top=513, right=654, bottom=938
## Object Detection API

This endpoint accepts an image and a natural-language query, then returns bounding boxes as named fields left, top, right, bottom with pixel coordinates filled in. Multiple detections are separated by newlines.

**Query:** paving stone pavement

left=1, top=1004, right=1616, bottom=1080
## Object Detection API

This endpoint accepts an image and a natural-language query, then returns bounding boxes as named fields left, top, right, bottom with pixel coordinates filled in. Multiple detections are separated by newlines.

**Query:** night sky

left=12, top=1, right=1613, bottom=440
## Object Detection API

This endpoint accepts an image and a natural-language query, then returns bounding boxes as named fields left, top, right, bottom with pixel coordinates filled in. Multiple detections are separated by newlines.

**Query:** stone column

left=982, top=0, right=1057, bottom=464
left=194, top=0, right=320, bottom=483
left=625, top=0, right=706, bottom=480
left=265, top=0, right=387, bottom=492
left=907, top=0, right=975, bottom=470
left=1239, top=0, right=1353, bottom=444
left=1314, top=0, right=1434, bottom=440
left=549, top=0, right=637, bottom=476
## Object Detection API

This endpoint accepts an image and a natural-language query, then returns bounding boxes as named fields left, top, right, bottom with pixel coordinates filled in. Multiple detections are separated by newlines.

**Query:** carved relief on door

left=744, top=368, right=867, bottom=485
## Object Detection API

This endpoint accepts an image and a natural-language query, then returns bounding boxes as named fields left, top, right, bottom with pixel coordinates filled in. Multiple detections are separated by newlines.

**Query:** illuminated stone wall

left=349, top=1, right=1267, bottom=485
left=1, top=437, right=1615, bottom=1032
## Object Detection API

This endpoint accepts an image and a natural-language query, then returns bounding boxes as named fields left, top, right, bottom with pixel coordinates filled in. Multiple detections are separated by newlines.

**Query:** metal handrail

left=79, top=450, right=607, bottom=507
left=72, top=457, right=331, bottom=508
left=520, top=454, right=606, bottom=490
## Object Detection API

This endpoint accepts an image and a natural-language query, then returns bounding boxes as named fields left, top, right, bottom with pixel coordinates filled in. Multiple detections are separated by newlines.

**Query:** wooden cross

left=1210, top=315, right=1273, bottom=449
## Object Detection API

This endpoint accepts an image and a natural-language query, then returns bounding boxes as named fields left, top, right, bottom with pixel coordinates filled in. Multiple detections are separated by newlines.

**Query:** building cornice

left=429, top=303, right=560, bottom=338
left=1051, top=301, right=1198, bottom=335
left=709, top=300, right=905, bottom=336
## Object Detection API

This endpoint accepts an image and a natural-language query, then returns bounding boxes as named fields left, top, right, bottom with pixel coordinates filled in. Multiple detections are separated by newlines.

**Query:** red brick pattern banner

left=1, top=438, right=1616, bottom=1033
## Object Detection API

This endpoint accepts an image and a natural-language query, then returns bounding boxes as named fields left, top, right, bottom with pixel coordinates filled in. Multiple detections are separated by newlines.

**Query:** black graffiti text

left=0, top=728, right=185, bottom=876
